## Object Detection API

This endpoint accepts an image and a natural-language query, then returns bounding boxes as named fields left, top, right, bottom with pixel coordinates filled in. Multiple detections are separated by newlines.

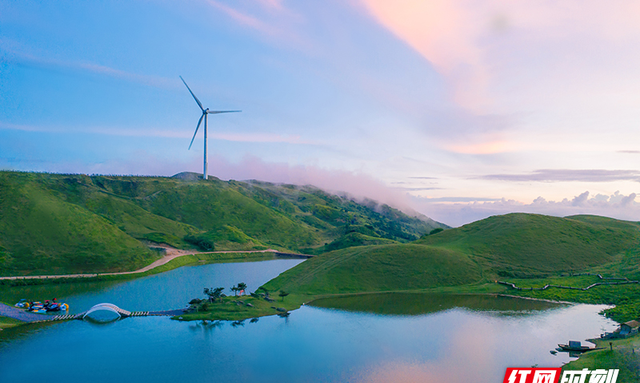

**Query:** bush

left=184, top=235, right=215, bottom=251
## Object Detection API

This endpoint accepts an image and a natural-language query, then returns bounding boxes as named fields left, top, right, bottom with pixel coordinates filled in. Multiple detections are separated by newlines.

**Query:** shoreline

left=0, top=248, right=296, bottom=281
left=0, top=253, right=309, bottom=328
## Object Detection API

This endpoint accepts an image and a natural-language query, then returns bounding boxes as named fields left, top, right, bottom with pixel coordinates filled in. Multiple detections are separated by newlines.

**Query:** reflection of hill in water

left=310, top=293, right=564, bottom=317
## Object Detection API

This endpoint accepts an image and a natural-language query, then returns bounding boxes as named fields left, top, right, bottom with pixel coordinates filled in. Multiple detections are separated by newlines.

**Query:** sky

left=1, top=0, right=640, bottom=226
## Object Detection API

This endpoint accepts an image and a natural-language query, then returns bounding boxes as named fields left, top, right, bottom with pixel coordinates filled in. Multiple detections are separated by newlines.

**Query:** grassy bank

left=562, top=336, right=640, bottom=381
left=176, top=294, right=310, bottom=322
left=0, top=316, right=23, bottom=330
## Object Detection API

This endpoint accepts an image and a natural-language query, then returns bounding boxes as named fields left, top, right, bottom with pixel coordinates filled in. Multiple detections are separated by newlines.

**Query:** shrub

left=184, top=235, right=215, bottom=251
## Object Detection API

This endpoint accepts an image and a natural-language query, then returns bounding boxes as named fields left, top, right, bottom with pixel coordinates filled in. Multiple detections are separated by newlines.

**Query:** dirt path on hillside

left=0, top=246, right=281, bottom=281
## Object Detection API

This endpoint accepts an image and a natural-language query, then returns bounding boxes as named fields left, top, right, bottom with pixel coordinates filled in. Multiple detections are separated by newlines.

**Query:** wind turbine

left=180, top=76, right=240, bottom=180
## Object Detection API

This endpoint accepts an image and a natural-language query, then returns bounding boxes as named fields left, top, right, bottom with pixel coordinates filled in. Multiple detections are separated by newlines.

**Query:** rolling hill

left=417, top=213, right=640, bottom=277
left=263, top=213, right=640, bottom=295
left=0, top=171, right=445, bottom=276
left=263, top=243, right=482, bottom=295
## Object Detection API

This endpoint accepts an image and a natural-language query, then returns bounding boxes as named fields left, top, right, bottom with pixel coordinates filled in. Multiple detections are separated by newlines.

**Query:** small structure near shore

left=602, top=319, right=640, bottom=339
left=620, top=320, right=640, bottom=336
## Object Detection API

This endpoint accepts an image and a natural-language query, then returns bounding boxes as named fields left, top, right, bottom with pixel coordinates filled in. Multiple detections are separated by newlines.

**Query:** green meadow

left=0, top=171, right=444, bottom=276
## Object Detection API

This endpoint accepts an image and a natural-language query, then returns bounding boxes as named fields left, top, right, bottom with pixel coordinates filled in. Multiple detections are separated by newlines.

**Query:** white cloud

left=413, top=190, right=640, bottom=227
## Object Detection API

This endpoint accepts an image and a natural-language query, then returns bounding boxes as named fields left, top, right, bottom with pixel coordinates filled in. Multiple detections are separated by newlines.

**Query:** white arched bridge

left=0, top=302, right=187, bottom=324
left=82, top=303, right=135, bottom=320
left=42, top=303, right=186, bottom=322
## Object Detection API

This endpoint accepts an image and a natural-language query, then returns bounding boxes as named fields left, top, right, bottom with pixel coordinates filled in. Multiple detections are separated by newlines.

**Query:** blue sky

left=2, top=0, right=640, bottom=226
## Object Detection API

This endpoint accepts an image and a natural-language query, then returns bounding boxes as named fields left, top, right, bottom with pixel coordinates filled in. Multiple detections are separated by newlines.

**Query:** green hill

left=0, top=171, right=444, bottom=276
left=263, top=244, right=482, bottom=295
left=0, top=174, right=157, bottom=275
left=263, top=213, right=640, bottom=296
left=417, top=213, right=640, bottom=277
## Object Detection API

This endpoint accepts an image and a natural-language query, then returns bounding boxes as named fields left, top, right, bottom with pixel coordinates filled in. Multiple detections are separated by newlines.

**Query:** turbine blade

left=188, top=114, right=205, bottom=150
left=179, top=76, right=204, bottom=112
left=207, top=110, right=242, bottom=114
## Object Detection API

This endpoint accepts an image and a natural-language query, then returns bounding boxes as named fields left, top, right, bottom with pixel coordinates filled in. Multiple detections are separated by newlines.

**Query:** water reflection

left=0, top=261, right=620, bottom=383
left=84, top=315, right=121, bottom=325
left=310, top=292, right=563, bottom=316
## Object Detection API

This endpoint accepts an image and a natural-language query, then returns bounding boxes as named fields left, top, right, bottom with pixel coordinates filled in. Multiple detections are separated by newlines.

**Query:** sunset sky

left=2, top=0, right=639, bottom=226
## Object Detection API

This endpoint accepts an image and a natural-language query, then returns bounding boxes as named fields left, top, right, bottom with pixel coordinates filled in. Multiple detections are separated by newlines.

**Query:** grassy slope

left=240, top=180, right=446, bottom=243
left=0, top=171, right=442, bottom=275
left=263, top=213, right=640, bottom=297
left=0, top=173, right=157, bottom=275
left=30, top=173, right=203, bottom=249
left=263, top=244, right=482, bottom=295
left=310, top=232, right=399, bottom=254
left=416, top=213, right=640, bottom=277
left=134, top=179, right=320, bottom=250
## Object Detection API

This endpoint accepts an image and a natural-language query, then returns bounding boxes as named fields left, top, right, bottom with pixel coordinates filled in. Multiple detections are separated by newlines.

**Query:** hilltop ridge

left=264, top=213, right=640, bottom=295
left=0, top=171, right=446, bottom=276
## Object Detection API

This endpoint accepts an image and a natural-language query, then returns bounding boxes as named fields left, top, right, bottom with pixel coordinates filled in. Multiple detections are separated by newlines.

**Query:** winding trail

left=0, top=247, right=309, bottom=281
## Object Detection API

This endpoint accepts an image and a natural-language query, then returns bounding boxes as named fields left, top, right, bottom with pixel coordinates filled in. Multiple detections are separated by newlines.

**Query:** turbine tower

left=180, top=76, right=240, bottom=180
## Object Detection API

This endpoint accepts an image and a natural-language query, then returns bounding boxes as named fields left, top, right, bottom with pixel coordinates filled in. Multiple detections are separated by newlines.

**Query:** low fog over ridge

left=13, top=152, right=638, bottom=228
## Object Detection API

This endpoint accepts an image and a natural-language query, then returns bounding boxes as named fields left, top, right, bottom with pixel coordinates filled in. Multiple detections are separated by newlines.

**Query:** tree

left=279, top=290, right=289, bottom=301
left=204, top=287, right=225, bottom=302
left=237, top=282, right=247, bottom=296
left=230, top=285, right=238, bottom=296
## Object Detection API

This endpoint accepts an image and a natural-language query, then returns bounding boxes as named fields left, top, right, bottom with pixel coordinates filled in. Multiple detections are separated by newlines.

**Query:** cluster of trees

left=203, top=287, right=225, bottom=302
left=189, top=282, right=290, bottom=312
left=200, top=282, right=248, bottom=303
left=230, top=282, right=247, bottom=296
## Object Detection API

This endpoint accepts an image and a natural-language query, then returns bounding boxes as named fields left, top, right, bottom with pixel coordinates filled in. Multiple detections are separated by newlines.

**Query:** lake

left=0, top=258, right=618, bottom=383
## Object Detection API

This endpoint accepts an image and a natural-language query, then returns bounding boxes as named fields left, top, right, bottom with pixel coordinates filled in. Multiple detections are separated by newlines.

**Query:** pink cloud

left=357, top=1, right=640, bottom=112
left=209, top=155, right=412, bottom=210
left=28, top=153, right=413, bottom=213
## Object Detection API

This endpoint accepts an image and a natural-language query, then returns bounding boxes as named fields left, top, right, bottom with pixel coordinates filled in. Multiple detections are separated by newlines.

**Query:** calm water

left=0, top=258, right=306, bottom=314
left=0, top=259, right=618, bottom=383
